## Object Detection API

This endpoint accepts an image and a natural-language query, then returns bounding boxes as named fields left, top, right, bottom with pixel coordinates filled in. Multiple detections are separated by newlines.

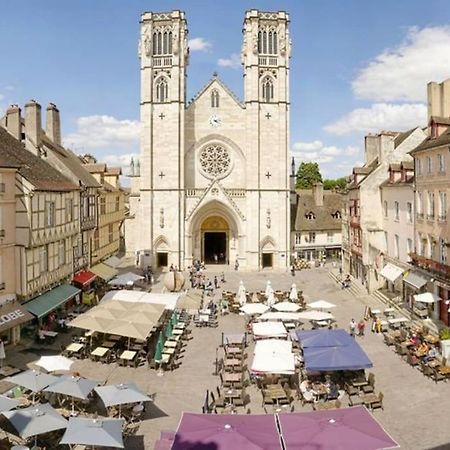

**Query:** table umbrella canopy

left=44, top=375, right=98, bottom=400
left=251, top=350, right=295, bottom=375
left=171, top=412, right=282, bottom=450
left=108, top=272, right=144, bottom=287
left=296, top=329, right=354, bottom=348
left=265, top=281, right=274, bottom=298
left=308, top=300, right=337, bottom=310
left=60, top=417, right=124, bottom=448
left=252, top=321, right=287, bottom=339
left=176, top=291, right=203, bottom=310
left=254, top=339, right=292, bottom=355
left=6, top=369, right=58, bottom=393
left=266, top=291, right=276, bottom=308
left=273, top=301, right=301, bottom=312
left=237, top=281, right=246, bottom=297
left=258, top=311, right=301, bottom=322
left=238, top=290, right=247, bottom=306
left=289, top=283, right=298, bottom=301
left=298, top=310, right=335, bottom=322
left=240, top=303, right=269, bottom=315
left=34, top=355, right=74, bottom=372
left=0, top=394, right=18, bottom=412
left=95, top=383, right=151, bottom=408
left=278, top=406, right=398, bottom=450
left=3, top=403, right=67, bottom=439
left=414, top=292, right=441, bottom=303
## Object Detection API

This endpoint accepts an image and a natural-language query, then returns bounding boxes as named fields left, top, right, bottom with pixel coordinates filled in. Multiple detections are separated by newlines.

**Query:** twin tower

left=126, top=10, right=292, bottom=270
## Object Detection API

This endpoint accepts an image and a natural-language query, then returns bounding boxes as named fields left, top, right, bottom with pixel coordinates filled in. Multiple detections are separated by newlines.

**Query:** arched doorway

left=201, top=216, right=229, bottom=264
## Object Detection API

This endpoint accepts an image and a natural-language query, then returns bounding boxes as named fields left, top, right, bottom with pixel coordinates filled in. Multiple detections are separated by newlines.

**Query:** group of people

left=300, top=376, right=339, bottom=403
left=349, top=318, right=366, bottom=337
left=409, top=334, right=440, bottom=363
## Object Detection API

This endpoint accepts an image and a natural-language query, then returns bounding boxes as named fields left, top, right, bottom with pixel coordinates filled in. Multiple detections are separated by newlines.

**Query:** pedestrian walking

left=357, top=319, right=365, bottom=337
left=214, top=275, right=218, bottom=289
left=349, top=318, right=356, bottom=338
left=291, top=265, right=295, bottom=276
left=0, top=338, right=5, bottom=368
left=234, top=259, right=239, bottom=271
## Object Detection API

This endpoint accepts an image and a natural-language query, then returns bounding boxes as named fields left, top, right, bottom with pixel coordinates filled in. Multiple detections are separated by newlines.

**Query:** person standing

left=234, top=259, right=239, bottom=271
left=214, top=253, right=218, bottom=264
left=357, top=319, right=365, bottom=337
left=0, top=338, right=5, bottom=368
left=214, top=276, right=218, bottom=289
left=349, top=319, right=356, bottom=338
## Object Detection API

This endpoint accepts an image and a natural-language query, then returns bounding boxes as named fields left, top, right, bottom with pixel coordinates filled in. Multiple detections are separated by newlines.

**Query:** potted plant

left=440, top=327, right=450, bottom=360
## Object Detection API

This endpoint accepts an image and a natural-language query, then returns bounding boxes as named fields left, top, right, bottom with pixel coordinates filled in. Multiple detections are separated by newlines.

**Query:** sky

left=1, top=0, right=450, bottom=179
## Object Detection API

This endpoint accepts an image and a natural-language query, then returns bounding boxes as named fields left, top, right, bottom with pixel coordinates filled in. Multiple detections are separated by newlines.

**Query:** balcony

left=153, top=56, right=172, bottom=67
left=410, top=252, right=450, bottom=278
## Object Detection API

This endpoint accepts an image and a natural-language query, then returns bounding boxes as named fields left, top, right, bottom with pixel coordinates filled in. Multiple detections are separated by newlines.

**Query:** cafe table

left=174, top=323, right=186, bottom=330
left=162, top=347, right=176, bottom=356
left=101, top=340, right=116, bottom=349
left=119, top=350, right=137, bottom=367
left=425, top=335, right=440, bottom=345
left=265, top=385, right=288, bottom=404
left=222, top=373, right=242, bottom=386
left=439, top=366, right=450, bottom=375
left=224, top=359, right=241, bottom=371
left=108, top=335, right=122, bottom=342
left=222, top=388, right=242, bottom=405
left=172, top=329, right=184, bottom=336
left=226, top=347, right=242, bottom=356
left=91, top=347, right=109, bottom=358
left=383, top=307, right=395, bottom=317
left=164, top=341, right=177, bottom=348
left=361, top=393, right=380, bottom=410
left=65, top=342, right=84, bottom=355
left=427, top=359, right=441, bottom=369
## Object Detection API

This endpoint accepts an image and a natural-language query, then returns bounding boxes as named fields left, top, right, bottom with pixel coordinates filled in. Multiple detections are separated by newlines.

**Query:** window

left=384, top=232, right=388, bottom=253
left=428, top=192, right=435, bottom=219
left=438, top=154, right=445, bottom=173
left=93, top=229, right=99, bottom=250
left=295, top=233, right=301, bottom=245
left=258, top=28, right=278, bottom=55
left=419, top=234, right=426, bottom=256
left=45, top=201, right=55, bottom=227
left=82, top=196, right=89, bottom=220
left=308, top=232, right=316, bottom=243
left=58, top=240, right=65, bottom=266
left=39, top=245, right=48, bottom=272
left=407, top=202, right=412, bottom=223
left=108, top=224, right=114, bottom=243
left=115, top=195, right=120, bottom=212
left=100, top=197, right=106, bottom=215
left=327, top=232, right=333, bottom=243
left=383, top=200, right=388, bottom=218
left=211, top=89, right=219, bottom=108
left=427, top=156, right=432, bottom=174
left=429, top=235, right=435, bottom=259
left=416, top=192, right=423, bottom=216
left=440, top=238, right=448, bottom=265
left=152, top=30, right=172, bottom=55
left=407, top=238, right=412, bottom=257
left=439, top=191, right=447, bottom=221
left=394, top=234, right=399, bottom=259
left=65, top=198, right=73, bottom=222
left=416, top=158, right=422, bottom=175
left=155, top=78, right=168, bottom=102
left=305, top=211, right=315, bottom=220
left=331, top=210, right=341, bottom=219
left=394, top=201, right=399, bottom=221
left=261, top=77, right=274, bottom=102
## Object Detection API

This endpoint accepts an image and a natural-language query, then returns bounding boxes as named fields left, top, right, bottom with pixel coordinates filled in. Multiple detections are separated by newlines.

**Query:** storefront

left=403, top=270, right=430, bottom=315
left=72, top=270, right=97, bottom=306
left=24, top=284, right=81, bottom=329
left=379, top=262, right=404, bottom=295
left=437, top=280, right=450, bottom=326
left=0, top=301, right=34, bottom=345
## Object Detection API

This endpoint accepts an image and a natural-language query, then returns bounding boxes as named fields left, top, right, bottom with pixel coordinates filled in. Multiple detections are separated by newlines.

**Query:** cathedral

left=126, top=9, right=292, bottom=270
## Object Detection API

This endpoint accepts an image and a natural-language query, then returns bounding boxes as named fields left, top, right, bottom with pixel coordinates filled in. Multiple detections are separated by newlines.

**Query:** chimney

left=46, top=103, right=61, bottom=145
left=5, top=104, right=22, bottom=141
left=24, top=100, right=42, bottom=154
left=313, top=182, right=323, bottom=207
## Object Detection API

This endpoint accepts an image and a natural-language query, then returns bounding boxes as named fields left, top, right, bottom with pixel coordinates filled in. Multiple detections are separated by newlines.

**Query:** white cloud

left=324, top=103, right=427, bottom=136
left=64, top=115, right=140, bottom=149
left=292, top=141, right=361, bottom=166
left=188, top=37, right=212, bottom=52
left=353, top=26, right=450, bottom=102
left=217, top=53, right=241, bottom=69
left=101, top=152, right=139, bottom=169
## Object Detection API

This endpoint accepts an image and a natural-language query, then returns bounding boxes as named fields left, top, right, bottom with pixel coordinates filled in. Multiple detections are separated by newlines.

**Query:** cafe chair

left=362, top=373, right=375, bottom=394
left=370, top=392, right=384, bottom=410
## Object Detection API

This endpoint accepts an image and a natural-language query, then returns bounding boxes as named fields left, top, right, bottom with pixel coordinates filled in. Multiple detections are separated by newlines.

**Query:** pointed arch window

left=258, top=28, right=278, bottom=55
left=152, top=30, right=173, bottom=56
left=262, top=77, right=274, bottom=102
left=211, top=89, right=220, bottom=108
left=156, top=78, right=168, bottom=103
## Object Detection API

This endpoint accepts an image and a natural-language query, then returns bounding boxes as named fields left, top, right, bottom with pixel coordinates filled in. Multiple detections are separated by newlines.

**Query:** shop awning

left=72, top=270, right=97, bottom=288
left=0, top=301, right=34, bottom=333
left=90, top=263, right=118, bottom=282
left=379, top=263, right=404, bottom=283
left=403, top=271, right=428, bottom=290
left=25, top=284, right=81, bottom=318
left=103, top=256, right=122, bottom=269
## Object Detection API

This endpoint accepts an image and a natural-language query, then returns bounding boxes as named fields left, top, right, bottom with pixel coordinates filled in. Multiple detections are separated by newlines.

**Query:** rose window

left=199, top=144, right=231, bottom=179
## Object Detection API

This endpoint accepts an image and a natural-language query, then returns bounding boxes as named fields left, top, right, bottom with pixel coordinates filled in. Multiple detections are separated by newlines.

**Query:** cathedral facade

left=126, top=9, right=291, bottom=270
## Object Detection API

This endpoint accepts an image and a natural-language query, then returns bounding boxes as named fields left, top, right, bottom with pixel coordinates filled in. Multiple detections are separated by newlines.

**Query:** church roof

left=187, top=74, right=244, bottom=109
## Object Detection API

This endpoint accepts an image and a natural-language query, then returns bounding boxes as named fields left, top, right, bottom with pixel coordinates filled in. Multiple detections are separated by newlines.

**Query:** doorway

left=262, top=253, right=273, bottom=268
left=156, top=252, right=168, bottom=268
left=203, top=232, right=227, bottom=263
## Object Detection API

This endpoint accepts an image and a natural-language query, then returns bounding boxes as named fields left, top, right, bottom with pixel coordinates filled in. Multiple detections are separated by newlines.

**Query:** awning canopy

left=25, top=284, right=81, bottom=318
left=380, top=263, right=404, bottom=283
left=102, top=290, right=181, bottom=311
left=252, top=321, right=287, bottom=338
left=296, top=329, right=354, bottom=348
left=108, top=272, right=144, bottom=287
left=414, top=292, right=441, bottom=303
left=403, top=271, right=428, bottom=290
left=90, top=263, right=118, bottom=282
left=72, top=270, right=97, bottom=288
left=0, top=301, right=33, bottom=333
left=103, top=255, right=122, bottom=269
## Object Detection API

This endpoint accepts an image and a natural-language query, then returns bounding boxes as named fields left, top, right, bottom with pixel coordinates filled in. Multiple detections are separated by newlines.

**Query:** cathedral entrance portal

left=201, top=216, right=229, bottom=264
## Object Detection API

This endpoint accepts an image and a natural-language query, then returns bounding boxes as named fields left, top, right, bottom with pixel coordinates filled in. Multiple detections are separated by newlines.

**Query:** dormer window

left=305, top=211, right=315, bottom=220
left=332, top=210, right=341, bottom=219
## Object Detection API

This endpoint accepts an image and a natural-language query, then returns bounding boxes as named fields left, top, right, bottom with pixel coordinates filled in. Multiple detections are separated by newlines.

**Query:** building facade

left=343, top=128, right=426, bottom=293
left=409, top=80, right=450, bottom=323
left=292, top=183, right=343, bottom=262
left=126, top=9, right=291, bottom=270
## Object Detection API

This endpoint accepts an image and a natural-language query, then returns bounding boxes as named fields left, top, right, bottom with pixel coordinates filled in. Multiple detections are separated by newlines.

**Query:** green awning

left=25, top=284, right=81, bottom=318
left=90, top=263, right=118, bottom=282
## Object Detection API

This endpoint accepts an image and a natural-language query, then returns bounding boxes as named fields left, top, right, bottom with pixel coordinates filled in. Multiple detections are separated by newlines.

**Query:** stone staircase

left=327, top=270, right=364, bottom=298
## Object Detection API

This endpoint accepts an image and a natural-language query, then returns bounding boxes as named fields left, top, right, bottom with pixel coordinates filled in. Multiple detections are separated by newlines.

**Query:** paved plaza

left=4, top=266, right=450, bottom=449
